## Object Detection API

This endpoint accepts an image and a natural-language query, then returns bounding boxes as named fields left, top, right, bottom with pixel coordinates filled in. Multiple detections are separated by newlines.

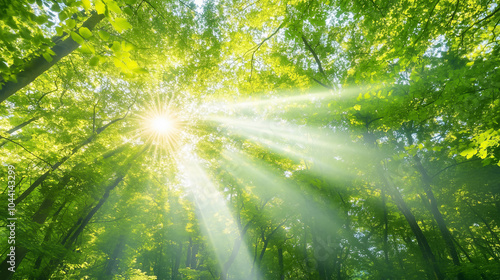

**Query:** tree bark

left=220, top=220, right=252, bottom=280
left=0, top=12, right=105, bottom=103
left=278, top=245, right=284, bottom=280
left=380, top=169, right=445, bottom=280
left=412, top=155, right=464, bottom=280
left=15, top=115, right=126, bottom=204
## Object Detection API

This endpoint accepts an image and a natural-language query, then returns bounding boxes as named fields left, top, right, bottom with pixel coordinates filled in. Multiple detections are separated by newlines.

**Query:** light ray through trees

left=177, top=150, right=256, bottom=279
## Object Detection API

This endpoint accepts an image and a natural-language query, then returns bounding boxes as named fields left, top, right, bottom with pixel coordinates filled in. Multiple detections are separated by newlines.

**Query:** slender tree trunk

left=191, top=243, right=199, bottom=269
left=220, top=221, right=252, bottom=280
left=0, top=12, right=105, bottom=103
left=413, top=156, right=464, bottom=280
left=102, top=235, right=127, bottom=279
left=32, top=201, right=67, bottom=273
left=380, top=169, right=445, bottom=280
left=381, top=189, right=393, bottom=279
left=466, top=200, right=500, bottom=245
left=15, top=115, right=126, bottom=204
left=172, top=242, right=183, bottom=280
left=38, top=147, right=145, bottom=279
left=185, top=237, right=192, bottom=268
left=0, top=117, right=40, bottom=147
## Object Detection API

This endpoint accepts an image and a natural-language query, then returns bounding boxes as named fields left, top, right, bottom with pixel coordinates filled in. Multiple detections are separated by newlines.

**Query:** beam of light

left=176, top=149, right=256, bottom=279
left=207, top=86, right=370, bottom=110
left=206, top=116, right=380, bottom=186
left=206, top=116, right=356, bottom=151
left=207, top=116, right=373, bottom=162
left=221, top=149, right=341, bottom=230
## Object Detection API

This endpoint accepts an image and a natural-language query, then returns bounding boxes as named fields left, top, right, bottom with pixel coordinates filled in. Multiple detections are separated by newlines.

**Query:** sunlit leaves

left=71, top=31, right=85, bottom=45
left=95, top=0, right=106, bottom=14
left=79, top=27, right=93, bottom=39
left=110, top=18, right=132, bottom=33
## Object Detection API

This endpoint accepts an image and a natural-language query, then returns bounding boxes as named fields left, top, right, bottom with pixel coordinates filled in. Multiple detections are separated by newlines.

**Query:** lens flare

left=150, top=115, right=174, bottom=135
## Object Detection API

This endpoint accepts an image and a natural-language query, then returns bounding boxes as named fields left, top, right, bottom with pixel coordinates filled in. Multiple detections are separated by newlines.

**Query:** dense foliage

left=1, top=0, right=500, bottom=279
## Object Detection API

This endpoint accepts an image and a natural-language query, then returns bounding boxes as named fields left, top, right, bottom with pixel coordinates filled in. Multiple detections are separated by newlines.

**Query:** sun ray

left=177, top=149, right=256, bottom=279
left=221, top=149, right=341, bottom=228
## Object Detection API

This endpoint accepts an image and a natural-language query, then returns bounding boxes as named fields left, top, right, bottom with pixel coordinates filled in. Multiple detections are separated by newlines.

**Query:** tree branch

left=0, top=136, right=52, bottom=167
left=0, top=12, right=105, bottom=103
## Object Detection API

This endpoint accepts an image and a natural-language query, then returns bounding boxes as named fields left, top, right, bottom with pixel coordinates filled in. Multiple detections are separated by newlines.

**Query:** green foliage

left=1, top=0, right=500, bottom=280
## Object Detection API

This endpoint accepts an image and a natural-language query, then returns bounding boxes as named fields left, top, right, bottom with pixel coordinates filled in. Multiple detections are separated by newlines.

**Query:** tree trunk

left=102, top=235, right=127, bottom=279
left=221, top=220, right=252, bottom=280
left=0, top=12, right=105, bottom=103
left=381, top=189, right=393, bottom=279
left=413, top=155, right=463, bottom=280
left=15, top=115, right=126, bottom=204
left=172, top=242, right=183, bottom=280
left=278, top=245, right=284, bottom=280
left=380, top=169, right=445, bottom=280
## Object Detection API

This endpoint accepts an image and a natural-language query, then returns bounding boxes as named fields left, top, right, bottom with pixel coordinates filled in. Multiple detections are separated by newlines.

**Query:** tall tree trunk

left=15, top=115, right=126, bottom=204
left=380, top=169, right=445, bottom=280
left=381, top=189, right=393, bottom=279
left=278, top=245, right=284, bottom=280
left=413, top=155, right=464, bottom=280
left=172, top=242, right=183, bottom=280
left=38, top=147, right=145, bottom=279
left=185, top=237, right=192, bottom=268
left=102, top=235, right=127, bottom=279
left=0, top=12, right=105, bottom=103
left=220, top=220, right=252, bottom=280
left=190, top=243, right=199, bottom=269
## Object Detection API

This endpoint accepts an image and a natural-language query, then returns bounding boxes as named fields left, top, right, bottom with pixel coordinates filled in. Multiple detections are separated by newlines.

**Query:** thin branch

left=431, top=158, right=481, bottom=179
left=310, top=76, right=333, bottom=90
left=412, top=0, right=441, bottom=47
left=247, top=21, right=287, bottom=81
left=301, top=36, right=327, bottom=78
left=460, top=5, right=500, bottom=45
left=0, top=136, right=52, bottom=167
left=5, top=116, right=40, bottom=135
left=178, top=0, right=196, bottom=13
left=446, top=0, right=460, bottom=27
left=302, top=35, right=333, bottom=89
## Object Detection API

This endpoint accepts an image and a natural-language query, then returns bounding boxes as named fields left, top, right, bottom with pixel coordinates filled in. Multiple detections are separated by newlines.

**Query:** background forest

left=1, top=0, right=500, bottom=279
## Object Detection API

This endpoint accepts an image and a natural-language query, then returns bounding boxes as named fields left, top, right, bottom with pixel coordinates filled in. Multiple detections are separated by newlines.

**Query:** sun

left=150, top=115, right=174, bottom=135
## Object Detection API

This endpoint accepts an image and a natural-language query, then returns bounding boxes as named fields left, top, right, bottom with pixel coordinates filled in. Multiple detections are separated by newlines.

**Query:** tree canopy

left=1, top=0, right=500, bottom=279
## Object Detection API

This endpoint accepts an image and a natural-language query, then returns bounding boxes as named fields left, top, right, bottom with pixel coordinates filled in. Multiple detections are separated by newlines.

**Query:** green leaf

left=79, top=43, right=95, bottom=54
left=125, top=0, right=137, bottom=4
left=123, top=7, right=134, bottom=16
left=79, top=27, right=93, bottom=39
left=89, top=56, right=100, bottom=66
left=353, top=104, right=361, bottom=111
left=111, top=18, right=132, bottom=33
left=52, top=3, right=61, bottom=12
left=98, top=30, right=110, bottom=41
left=460, top=148, right=477, bottom=159
left=106, top=0, right=122, bottom=14
left=82, top=0, right=91, bottom=11
left=56, top=26, right=64, bottom=36
left=66, top=19, right=76, bottom=29
left=123, top=42, right=135, bottom=51
left=71, top=32, right=85, bottom=45
left=133, top=67, right=148, bottom=74
left=42, top=53, right=53, bottom=62
left=95, top=0, right=106, bottom=14
left=111, top=41, right=121, bottom=53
